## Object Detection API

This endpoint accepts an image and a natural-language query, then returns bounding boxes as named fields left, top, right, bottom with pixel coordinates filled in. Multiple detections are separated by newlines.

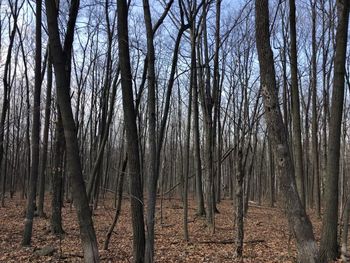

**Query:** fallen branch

left=198, top=239, right=265, bottom=245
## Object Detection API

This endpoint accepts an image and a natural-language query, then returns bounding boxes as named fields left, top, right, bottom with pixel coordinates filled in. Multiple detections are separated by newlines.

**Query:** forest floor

left=0, top=194, right=336, bottom=262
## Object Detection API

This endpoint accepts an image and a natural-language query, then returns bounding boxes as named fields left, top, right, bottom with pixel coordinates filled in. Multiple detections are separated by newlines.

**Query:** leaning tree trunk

left=319, top=1, right=349, bottom=262
left=104, top=155, right=127, bottom=250
left=255, top=0, right=319, bottom=262
left=117, top=0, right=146, bottom=261
left=45, top=0, right=100, bottom=261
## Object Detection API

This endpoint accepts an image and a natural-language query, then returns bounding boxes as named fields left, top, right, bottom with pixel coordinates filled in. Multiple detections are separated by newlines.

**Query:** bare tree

left=255, top=0, right=319, bottom=261
left=22, top=0, right=42, bottom=245
left=45, top=0, right=100, bottom=261
left=310, top=0, right=320, bottom=217
left=117, top=0, right=146, bottom=261
left=289, top=0, right=305, bottom=207
left=37, top=51, right=52, bottom=218
left=319, top=1, right=349, bottom=262
left=0, top=0, right=22, bottom=207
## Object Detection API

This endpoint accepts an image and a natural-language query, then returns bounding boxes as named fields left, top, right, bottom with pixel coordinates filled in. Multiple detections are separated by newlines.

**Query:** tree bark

left=183, top=69, right=192, bottom=242
left=235, top=149, right=243, bottom=258
left=104, top=155, right=127, bottom=250
left=319, top=1, right=349, bottom=262
left=22, top=0, right=42, bottom=245
left=341, top=197, right=350, bottom=262
left=310, top=0, right=320, bottom=217
left=38, top=53, right=52, bottom=218
left=191, top=20, right=205, bottom=216
left=0, top=0, right=19, bottom=207
left=289, top=0, right=305, bottom=207
left=143, top=0, right=158, bottom=261
left=51, top=108, right=65, bottom=235
left=45, top=0, right=100, bottom=261
left=117, top=0, right=146, bottom=261
left=255, top=0, right=319, bottom=261
left=200, top=0, right=216, bottom=231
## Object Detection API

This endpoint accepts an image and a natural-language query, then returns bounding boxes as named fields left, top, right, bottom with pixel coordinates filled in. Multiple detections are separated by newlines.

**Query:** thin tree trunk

left=213, top=0, right=221, bottom=207
left=341, top=196, right=350, bottom=262
left=117, top=0, right=146, bottom=261
left=51, top=108, right=65, bottom=235
left=310, top=0, right=320, bottom=218
left=1, top=99, right=10, bottom=207
left=87, top=69, right=119, bottom=202
left=45, top=0, right=100, bottom=261
left=319, top=1, right=349, bottom=262
left=191, top=23, right=205, bottom=216
left=235, top=149, right=243, bottom=258
left=86, top=2, right=117, bottom=203
left=289, top=0, right=305, bottom=207
left=201, top=1, right=215, bottom=231
left=104, top=155, right=127, bottom=250
left=0, top=0, right=19, bottom=207
left=22, top=0, right=42, bottom=245
left=143, top=0, right=158, bottom=260
left=268, top=141, right=275, bottom=208
left=38, top=53, right=52, bottom=218
left=183, top=71, right=192, bottom=242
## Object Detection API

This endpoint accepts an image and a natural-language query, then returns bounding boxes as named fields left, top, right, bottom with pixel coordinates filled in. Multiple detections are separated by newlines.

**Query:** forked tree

left=45, top=0, right=100, bottom=261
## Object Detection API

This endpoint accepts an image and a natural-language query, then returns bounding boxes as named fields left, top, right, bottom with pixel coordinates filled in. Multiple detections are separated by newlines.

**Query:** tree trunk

left=143, top=0, right=158, bottom=260
left=341, top=197, right=350, bottom=262
left=117, top=0, right=146, bottom=261
left=22, top=0, right=42, bottom=245
left=235, top=149, right=243, bottom=258
left=0, top=0, right=19, bottom=207
left=183, top=70, right=192, bottom=242
left=104, top=155, right=127, bottom=250
left=289, top=0, right=305, bottom=207
left=200, top=1, right=216, bottom=231
left=310, top=0, right=320, bottom=218
left=45, top=0, right=100, bottom=261
left=319, top=1, right=349, bottom=262
left=51, top=108, right=65, bottom=235
left=268, top=141, right=275, bottom=208
left=38, top=53, right=52, bottom=218
left=255, top=1, right=319, bottom=261
left=191, top=24, right=205, bottom=216
left=86, top=2, right=117, bottom=203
